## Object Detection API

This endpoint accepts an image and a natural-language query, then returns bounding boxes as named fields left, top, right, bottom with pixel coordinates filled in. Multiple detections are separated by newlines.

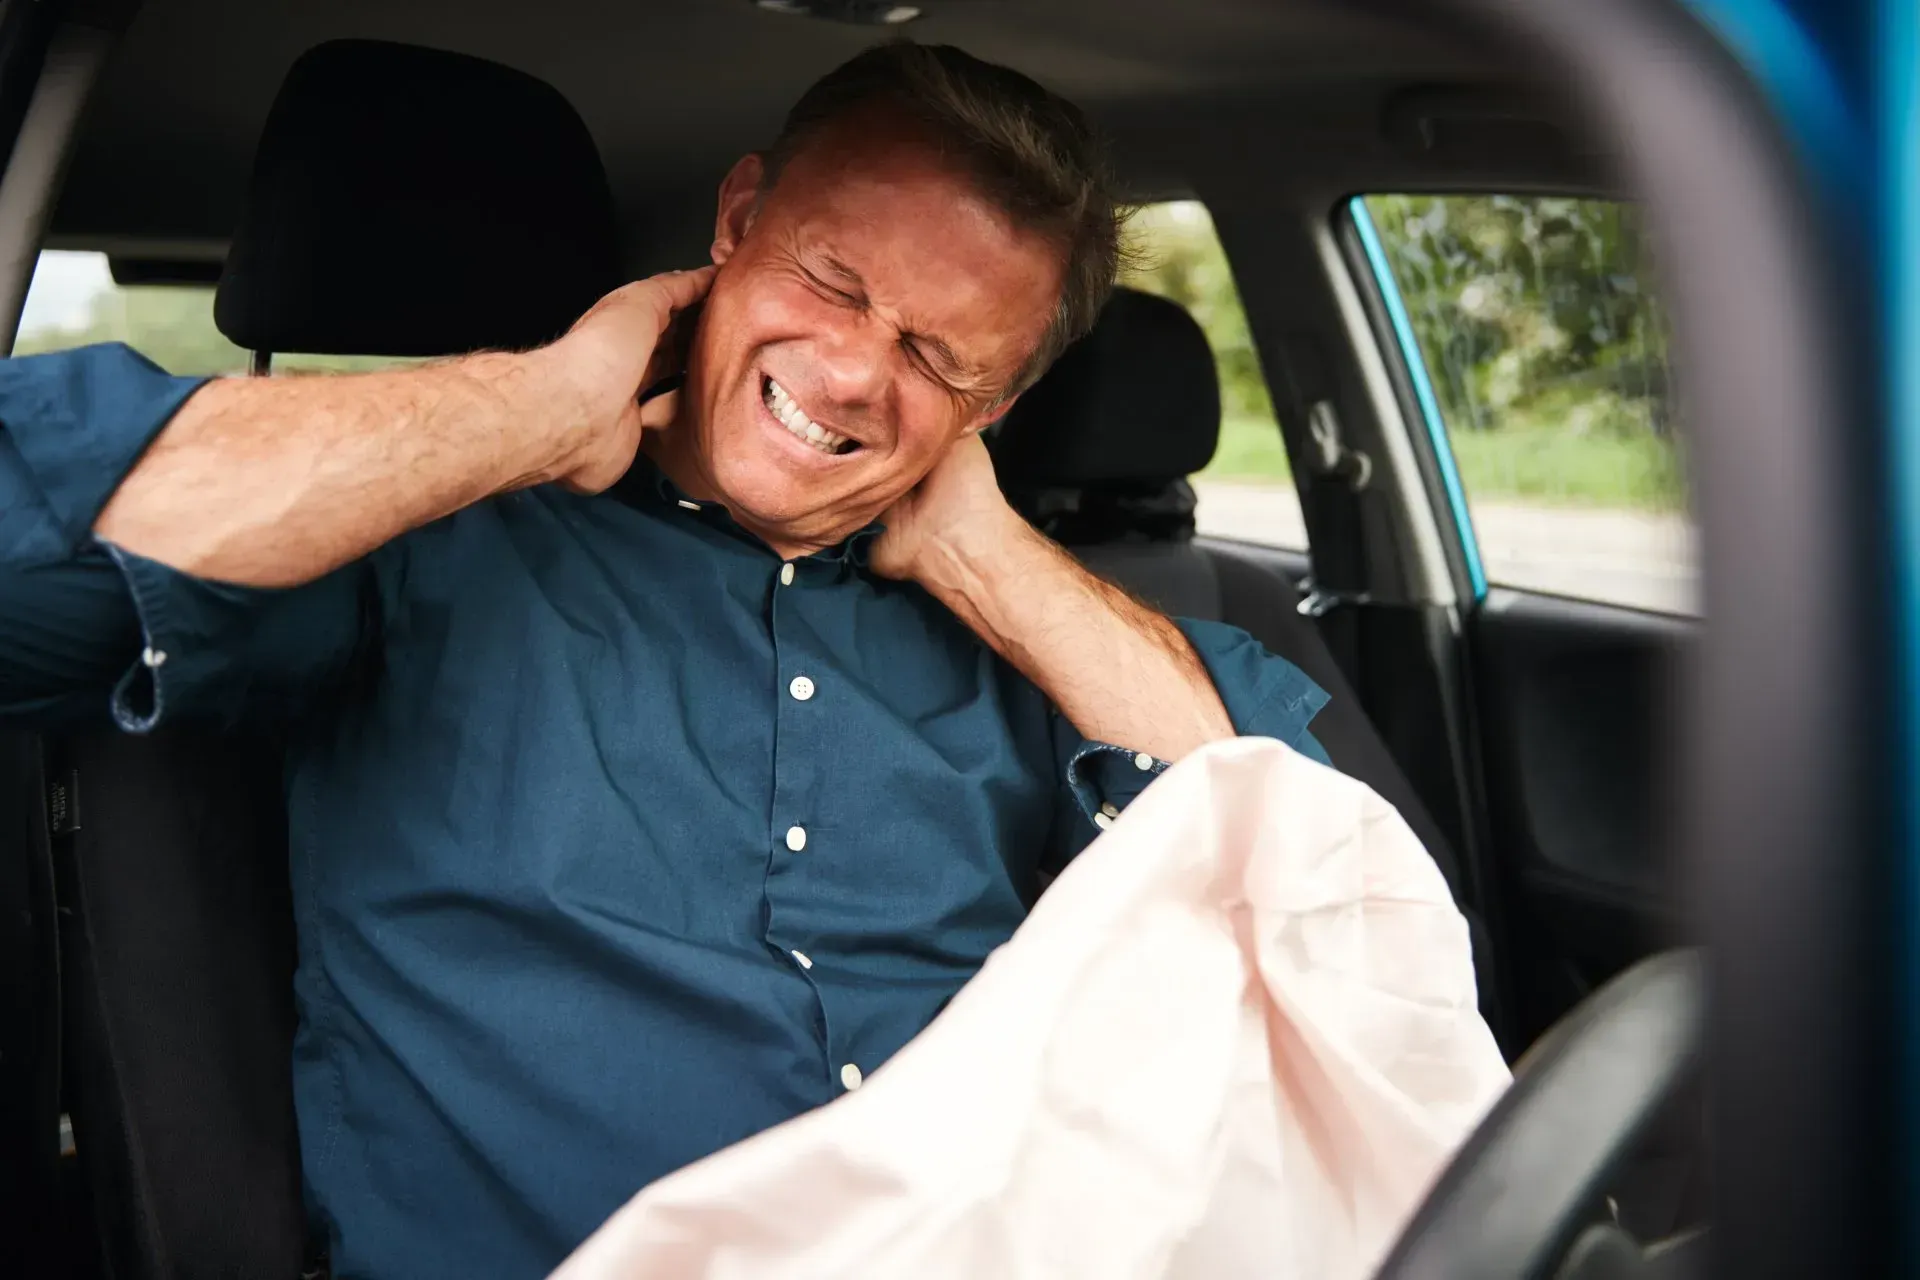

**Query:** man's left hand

left=870, top=433, right=1021, bottom=584
left=871, top=432, right=1233, bottom=762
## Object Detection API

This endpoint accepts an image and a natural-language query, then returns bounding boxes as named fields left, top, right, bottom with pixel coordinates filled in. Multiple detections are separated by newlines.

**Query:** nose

left=811, top=312, right=895, bottom=413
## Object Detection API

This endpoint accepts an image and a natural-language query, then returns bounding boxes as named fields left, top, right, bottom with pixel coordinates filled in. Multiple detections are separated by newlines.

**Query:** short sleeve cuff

left=1060, top=618, right=1332, bottom=830
left=1065, top=740, right=1171, bottom=827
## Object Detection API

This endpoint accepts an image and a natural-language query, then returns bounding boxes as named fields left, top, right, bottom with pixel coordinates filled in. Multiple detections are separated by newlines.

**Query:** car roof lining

left=47, top=0, right=1620, bottom=270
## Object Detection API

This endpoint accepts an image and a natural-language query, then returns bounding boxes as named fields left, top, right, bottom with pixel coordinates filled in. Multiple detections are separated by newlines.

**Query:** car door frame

left=1334, top=186, right=1702, bottom=1040
left=1358, top=1, right=1898, bottom=1274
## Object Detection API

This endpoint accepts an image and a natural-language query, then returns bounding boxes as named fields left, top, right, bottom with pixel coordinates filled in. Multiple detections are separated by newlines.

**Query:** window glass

left=12, top=249, right=415, bottom=374
left=1121, top=203, right=1303, bottom=549
left=1359, top=195, right=1694, bottom=614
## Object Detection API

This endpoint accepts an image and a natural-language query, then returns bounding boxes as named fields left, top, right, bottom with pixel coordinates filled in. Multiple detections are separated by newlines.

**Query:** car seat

left=17, top=38, right=621, bottom=1279
left=991, top=286, right=1469, bottom=896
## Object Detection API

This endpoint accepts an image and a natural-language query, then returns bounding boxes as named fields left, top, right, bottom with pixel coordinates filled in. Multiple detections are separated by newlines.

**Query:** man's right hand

left=539, top=267, right=714, bottom=494
left=94, top=267, right=715, bottom=588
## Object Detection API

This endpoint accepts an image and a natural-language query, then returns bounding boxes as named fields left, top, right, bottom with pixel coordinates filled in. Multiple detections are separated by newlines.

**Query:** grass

left=1198, top=415, right=1685, bottom=513
left=1199, top=416, right=1294, bottom=483
left=1449, top=423, right=1686, bottom=512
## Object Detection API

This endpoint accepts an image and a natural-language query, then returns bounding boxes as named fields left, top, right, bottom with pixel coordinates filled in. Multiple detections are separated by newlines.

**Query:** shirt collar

left=612, top=454, right=886, bottom=568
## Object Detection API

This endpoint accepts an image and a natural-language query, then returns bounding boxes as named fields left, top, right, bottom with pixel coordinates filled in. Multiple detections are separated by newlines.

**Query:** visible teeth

left=764, top=377, right=850, bottom=454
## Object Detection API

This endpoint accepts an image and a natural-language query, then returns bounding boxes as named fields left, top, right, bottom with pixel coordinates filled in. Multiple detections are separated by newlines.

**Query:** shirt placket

left=762, top=555, right=865, bottom=1096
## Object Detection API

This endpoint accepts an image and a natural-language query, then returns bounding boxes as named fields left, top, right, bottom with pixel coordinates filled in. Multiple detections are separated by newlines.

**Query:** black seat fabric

left=52, top=729, right=305, bottom=1278
left=51, top=40, right=623, bottom=1280
left=216, top=39, right=620, bottom=357
left=993, top=287, right=1463, bottom=896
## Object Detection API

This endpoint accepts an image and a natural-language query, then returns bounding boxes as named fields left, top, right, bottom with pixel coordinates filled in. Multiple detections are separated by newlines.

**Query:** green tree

left=1363, top=194, right=1683, bottom=509
left=1363, top=194, right=1673, bottom=439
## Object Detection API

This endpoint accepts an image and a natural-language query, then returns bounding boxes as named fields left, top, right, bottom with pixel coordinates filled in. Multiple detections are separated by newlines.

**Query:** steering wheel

left=1374, top=949, right=1705, bottom=1279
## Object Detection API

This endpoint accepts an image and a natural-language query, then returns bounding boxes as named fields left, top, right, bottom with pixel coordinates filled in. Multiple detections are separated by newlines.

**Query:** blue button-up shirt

left=0, top=345, right=1330, bottom=1280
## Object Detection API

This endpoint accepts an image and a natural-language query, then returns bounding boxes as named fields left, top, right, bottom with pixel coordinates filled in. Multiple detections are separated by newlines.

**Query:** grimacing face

left=657, top=111, right=1066, bottom=556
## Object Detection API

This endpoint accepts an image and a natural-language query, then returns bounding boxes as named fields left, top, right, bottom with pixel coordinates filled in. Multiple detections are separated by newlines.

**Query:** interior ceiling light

left=752, top=0, right=923, bottom=26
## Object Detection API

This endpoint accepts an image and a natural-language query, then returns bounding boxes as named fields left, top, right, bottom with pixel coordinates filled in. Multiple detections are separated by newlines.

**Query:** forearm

left=919, top=514, right=1233, bottom=761
left=94, top=351, right=578, bottom=588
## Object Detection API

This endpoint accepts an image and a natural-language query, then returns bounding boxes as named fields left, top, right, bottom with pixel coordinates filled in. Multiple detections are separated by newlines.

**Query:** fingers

left=638, top=387, right=683, bottom=431
left=568, top=266, right=716, bottom=339
left=548, top=266, right=715, bottom=490
left=645, top=265, right=716, bottom=317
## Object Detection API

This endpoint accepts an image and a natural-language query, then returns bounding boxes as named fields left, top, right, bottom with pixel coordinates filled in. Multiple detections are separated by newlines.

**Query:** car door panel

left=1470, top=587, right=1691, bottom=1039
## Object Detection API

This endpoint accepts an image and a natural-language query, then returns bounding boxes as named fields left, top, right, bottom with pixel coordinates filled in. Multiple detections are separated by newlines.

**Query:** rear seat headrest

left=992, top=287, right=1220, bottom=488
left=215, top=39, right=621, bottom=358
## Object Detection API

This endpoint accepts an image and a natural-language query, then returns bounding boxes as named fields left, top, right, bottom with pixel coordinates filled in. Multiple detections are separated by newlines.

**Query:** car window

left=11, top=249, right=413, bottom=374
left=1121, top=202, right=1304, bottom=550
left=1356, top=195, right=1695, bottom=615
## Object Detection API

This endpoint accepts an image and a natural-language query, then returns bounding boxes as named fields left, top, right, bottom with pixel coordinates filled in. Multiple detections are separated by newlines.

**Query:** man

left=0, top=43, right=1329, bottom=1280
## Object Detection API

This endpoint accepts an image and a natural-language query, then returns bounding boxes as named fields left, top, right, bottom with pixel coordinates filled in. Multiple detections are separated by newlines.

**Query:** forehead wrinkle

left=816, top=253, right=863, bottom=286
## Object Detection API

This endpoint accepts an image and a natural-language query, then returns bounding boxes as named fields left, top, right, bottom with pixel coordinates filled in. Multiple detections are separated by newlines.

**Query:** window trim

left=1344, top=194, right=1488, bottom=602
left=1332, top=197, right=1480, bottom=607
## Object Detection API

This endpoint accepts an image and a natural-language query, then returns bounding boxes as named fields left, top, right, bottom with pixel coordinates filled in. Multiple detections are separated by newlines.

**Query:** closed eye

left=901, top=338, right=938, bottom=378
left=804, top=268, right=861, bottom=307
left=902, top=339, right=961, bottom=392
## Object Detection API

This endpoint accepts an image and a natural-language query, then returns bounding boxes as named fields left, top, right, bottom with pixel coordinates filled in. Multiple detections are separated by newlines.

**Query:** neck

left=639, top=426, right=715, bottom=503
left=640, top=427, right=848, bottom=562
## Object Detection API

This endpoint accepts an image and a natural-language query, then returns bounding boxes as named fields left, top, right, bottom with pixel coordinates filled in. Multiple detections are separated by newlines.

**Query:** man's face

left=669, top=113, right=1064, bottom=553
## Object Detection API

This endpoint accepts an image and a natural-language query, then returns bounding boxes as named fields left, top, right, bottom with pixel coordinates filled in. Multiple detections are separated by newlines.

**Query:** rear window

left=1120, top=202, right=1302, bottom=549
left=12, top=250, right=410, bottom=374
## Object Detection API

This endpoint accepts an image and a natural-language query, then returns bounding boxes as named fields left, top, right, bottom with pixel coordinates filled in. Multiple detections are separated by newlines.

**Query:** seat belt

left=0, top=731, right=62, bottom=1276
left=1274, top=334, right=1373, bottom=694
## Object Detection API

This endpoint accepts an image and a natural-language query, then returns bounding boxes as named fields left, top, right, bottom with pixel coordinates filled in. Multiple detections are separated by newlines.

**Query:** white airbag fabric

left=551, top=736, right=1510, bottom=1280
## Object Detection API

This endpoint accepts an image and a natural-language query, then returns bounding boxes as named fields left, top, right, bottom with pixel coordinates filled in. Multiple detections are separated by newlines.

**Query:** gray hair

left=766, top=40, right=1127, bottom=401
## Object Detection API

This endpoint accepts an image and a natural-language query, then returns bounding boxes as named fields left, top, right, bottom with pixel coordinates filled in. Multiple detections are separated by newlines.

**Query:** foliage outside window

left=1361, top=195, right=1682, bottom=513
left=1360, top=194, right=1694, bottom=613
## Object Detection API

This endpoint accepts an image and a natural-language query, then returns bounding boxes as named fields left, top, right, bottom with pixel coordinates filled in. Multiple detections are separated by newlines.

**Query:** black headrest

left=215, top=40, right=620, bottom=357
left=992, top=287, right=1220, bottom=488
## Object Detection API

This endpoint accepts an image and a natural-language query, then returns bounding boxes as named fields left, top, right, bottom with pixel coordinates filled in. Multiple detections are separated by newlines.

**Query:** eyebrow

left=815, top=254, right=986, bottom=386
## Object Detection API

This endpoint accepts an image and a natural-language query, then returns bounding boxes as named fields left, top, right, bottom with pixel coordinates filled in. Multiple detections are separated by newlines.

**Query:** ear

left=961, top=392, right=1021, bottom=437
left=711, top=153, right=767, bottom=266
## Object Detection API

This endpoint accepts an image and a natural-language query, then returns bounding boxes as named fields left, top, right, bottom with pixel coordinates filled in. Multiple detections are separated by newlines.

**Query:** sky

left=18, top=249, right=116, bottom=335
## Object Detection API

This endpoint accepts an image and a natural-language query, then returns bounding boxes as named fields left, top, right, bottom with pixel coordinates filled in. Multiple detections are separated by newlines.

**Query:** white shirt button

left=1100, top=802, right=1120, bottom=818
left=785, top=825, right=807, bottom=852
left=840, top=1062, right=863, bottom=1091
left=790, top=949, right=813, bottom=970
left=675, top=498, right=701, bottom=511
left=779, top=562, right=796, bottom=586
left=1134, top=752, right=1155, bottom=771
left=141, top=646, right=168, bottom=668
left=1093, top=812, right=1114, bottom=831
left=789, top=675, right=815, bottom=702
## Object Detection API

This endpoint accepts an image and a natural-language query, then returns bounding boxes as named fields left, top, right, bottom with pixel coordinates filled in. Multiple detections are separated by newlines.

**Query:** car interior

left=0, top=1, right=1887, bottom=1278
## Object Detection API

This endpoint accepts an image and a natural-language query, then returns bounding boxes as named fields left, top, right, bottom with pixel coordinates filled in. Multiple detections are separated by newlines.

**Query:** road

left=1192, top=481, right=1698, bottom=616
